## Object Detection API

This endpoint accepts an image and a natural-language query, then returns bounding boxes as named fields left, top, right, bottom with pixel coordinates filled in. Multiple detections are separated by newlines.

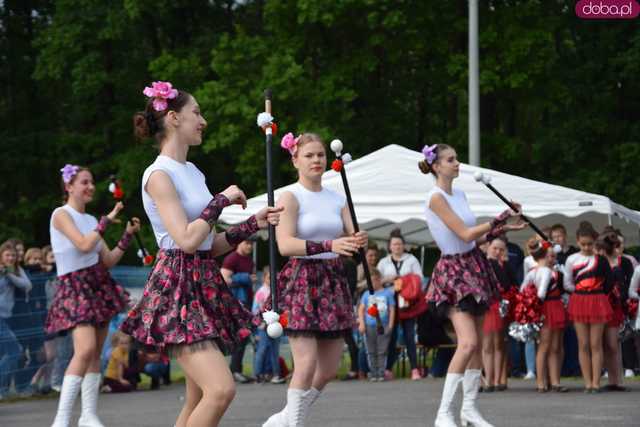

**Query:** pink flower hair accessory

left=281, top=132, right=300, bottom=155
left=143, top=81, right=179, bottom=111
left=60, top=164, right=80, bottom=184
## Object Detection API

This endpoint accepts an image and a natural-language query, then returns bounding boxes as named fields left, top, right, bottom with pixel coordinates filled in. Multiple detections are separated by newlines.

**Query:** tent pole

left=608, top=214, right=612, bottom=226
left=420, top=245, right=425, bottom=272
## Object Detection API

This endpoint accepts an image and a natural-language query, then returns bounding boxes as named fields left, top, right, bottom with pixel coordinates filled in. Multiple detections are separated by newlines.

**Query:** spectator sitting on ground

left=102, top=332, right=138, bottom=393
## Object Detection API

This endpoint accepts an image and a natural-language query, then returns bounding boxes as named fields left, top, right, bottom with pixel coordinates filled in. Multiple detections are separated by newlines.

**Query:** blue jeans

left=0, top=318, right=22, bottom=395
left=386, top=318, right=418, bottom=370
left=143, top=362, right=168, bottom=378
left=253, top=329, right=280, bottom=377
left=525, top=340, right=536, bottom=374
left=52, top=333, right=73, bottom=388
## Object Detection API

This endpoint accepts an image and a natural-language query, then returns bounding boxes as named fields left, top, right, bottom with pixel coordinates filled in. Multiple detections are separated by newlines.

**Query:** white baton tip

left=330, top=139, right=343, bottom=154
left=267, top=322, right=283, bottom=338
left=483, top=175, right=492, bottom=184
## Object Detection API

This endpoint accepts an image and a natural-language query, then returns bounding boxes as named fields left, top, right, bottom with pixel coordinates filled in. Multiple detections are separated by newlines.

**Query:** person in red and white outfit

left=521, top=238, right=567, bottom=393
left=564, top=221, right=613, bottom=393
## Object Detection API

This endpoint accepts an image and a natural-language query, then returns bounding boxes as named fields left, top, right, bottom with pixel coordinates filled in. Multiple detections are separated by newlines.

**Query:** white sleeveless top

left=142, top=155, right=214, bottom=251
left=424, top=187, right=476, bottom=255
left=288, top=183, right=346, bottom=259
left=50, top=205, right=103, bottom=276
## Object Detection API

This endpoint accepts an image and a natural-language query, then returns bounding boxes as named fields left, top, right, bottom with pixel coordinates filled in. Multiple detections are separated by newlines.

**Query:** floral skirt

left=262, top=257, right=354, bottom=339
left=120, top=249, right=253, bottom=355
left=568, top=293, right=613, bottom=324
left=427, top=247, right=499, bottom=318
left=45, top=263, right=129, bottom=334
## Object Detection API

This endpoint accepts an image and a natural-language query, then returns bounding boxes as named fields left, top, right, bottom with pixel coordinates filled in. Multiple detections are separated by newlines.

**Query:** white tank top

left=142, top=155, right=215, bottom=251
left=288, top=182, right=346, bottom=259
left=50, top=205, right=103, bottom=276
left=424, top=187, right=476, bottom=255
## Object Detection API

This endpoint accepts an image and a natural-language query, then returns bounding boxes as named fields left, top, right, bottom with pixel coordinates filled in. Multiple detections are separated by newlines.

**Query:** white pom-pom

left=256, top=112, right=274, bottom=128
left=553, top=244, right=562, bottom=254
left=473, top=171, right=483, bottom=182
left=262, top=310, right=280, bottom=325
left=330, top=139, right=343, bottom=155
left=482, top=175, right=492, bottom=184
left=267, top=322, right=283, bottom=338
left=108, top=182, right=116, bottom=193
left=137, top=249, right=143, bottom=259
left=342, top=153, right=352, bottom=164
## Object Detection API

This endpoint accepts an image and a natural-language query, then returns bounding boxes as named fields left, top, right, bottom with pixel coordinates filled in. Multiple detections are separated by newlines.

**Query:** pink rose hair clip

left=281, top=132, right=301, bottom=156
left=143, top=81, right=179, bottom=111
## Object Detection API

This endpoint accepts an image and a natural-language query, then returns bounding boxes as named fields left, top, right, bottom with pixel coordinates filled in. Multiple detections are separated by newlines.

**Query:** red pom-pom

left=367, top=305, right=379, bottom=317
left=541, top=241, right=551, bottom=250
left=270, top=122, right=278, bottom=136
left=331, top=159, right=343, bottom=172
left=113, top=187, right=124, bottom=200
left=143, top=255, right=154, bottom=265
left=514, top=284, right=543, bottom=324
left=279, top=312, right=289, bottom=328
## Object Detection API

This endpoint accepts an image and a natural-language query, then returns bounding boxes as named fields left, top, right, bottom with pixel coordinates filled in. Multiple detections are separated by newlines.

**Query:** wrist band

left=225, top=215, right=259, bottom=246
left=305, top=240, right=333, bottom=256
left=95, top=216, right=111, bottom=236
left=198, top=194, right=231, bottom=229
left=490, top=209, right=511, bottom=229
left=117, top=231, right=133, bottom=251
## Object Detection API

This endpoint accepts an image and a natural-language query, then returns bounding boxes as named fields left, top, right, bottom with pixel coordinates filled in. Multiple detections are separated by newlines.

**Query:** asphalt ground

left=2, top=377, right=638, bottom=426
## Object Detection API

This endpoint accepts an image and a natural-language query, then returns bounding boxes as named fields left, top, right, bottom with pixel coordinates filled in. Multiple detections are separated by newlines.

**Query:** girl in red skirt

left=120, top=82, right=281, bottom=427
left=564, top=221, right=613, bottom=393
left=597, top=231, right=632, bottom=391
left=48, top=165, right=139, bottom=427
left=521, top=238, right=567, bottom=393
left=481, top=237, right=516, bottom=392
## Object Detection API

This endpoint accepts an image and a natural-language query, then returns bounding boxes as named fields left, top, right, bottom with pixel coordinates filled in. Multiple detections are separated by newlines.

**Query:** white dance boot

left=286, top=388, right=306, bottom=427
left=51, top=375, right=83, bottom=427
left=78, top=373, right=104, bottom=427
left=263, top=387, right=321, bottom=427
left=460, top=369, right=493, bottom=427
left=434, top=373, right=463, bottom=427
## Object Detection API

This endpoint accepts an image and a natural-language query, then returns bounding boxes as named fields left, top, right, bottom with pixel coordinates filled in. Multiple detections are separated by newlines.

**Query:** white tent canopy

left=219, top=144, right=640, bottom=247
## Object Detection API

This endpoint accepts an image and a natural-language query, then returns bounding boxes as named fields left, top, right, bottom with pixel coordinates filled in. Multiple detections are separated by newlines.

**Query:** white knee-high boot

left=434, top=373, right=463, bottom=427
left=262, top=387, right=320, bottom=427
left=78, top=373, right=104, bottom=427
left=460, top=369, right=493, bottom=427
left=51, top=375, right=83, bottom=427
left=303, top=387, right=321, bottom=420
left=286, top=388, right=307, bottom=427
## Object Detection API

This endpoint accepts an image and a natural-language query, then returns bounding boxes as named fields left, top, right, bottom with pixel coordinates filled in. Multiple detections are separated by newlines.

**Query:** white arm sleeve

left=536, top=268, right=552, bottom=301
left=563, top=257, right=575, bottom=293
left=629, top=266, right=640, bottom=300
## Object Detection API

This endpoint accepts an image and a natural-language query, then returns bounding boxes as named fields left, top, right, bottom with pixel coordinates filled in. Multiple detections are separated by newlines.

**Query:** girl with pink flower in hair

left=47, top=165, right=140, bottom=427
left=119, top=81, right=281, bottom=427
left=261, top=132, right=367, bottom=427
